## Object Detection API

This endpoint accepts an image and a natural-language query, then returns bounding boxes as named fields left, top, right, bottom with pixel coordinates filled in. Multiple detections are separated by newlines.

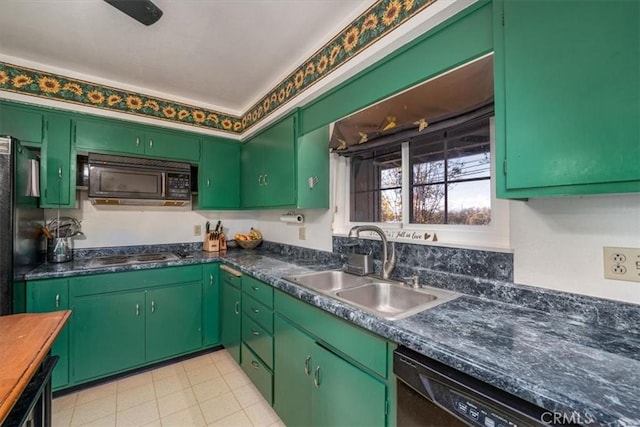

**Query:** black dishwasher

left=394, top=346, right=574, bottom=427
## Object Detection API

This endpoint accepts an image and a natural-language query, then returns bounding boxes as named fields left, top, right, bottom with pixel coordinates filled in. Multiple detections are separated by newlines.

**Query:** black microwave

left=87, top=153, right=191, bottom=206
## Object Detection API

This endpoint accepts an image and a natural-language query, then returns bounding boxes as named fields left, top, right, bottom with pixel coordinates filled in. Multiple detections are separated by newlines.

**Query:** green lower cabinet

left=242, top=313, right=273, bottom=367
left=202, top=263, right=220, bottom=347
left=313, top=342, right=386, bottom=427
left=273, top=316, right=313, bottom=426
left=241, top=343, right=273, bottom=405
left=72, top=290, right=146, bottom=382
left=221, top=274, right=242, bottom=363
left=146, top=282, right=203, bottom=362
left=273, top=315, right=387, bottom=427
left=26, top=278, right=70, bottom=390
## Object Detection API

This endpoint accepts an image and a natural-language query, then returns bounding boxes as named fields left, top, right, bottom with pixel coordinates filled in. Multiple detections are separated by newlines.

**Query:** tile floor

left=52, top=350, right=285, bottom=427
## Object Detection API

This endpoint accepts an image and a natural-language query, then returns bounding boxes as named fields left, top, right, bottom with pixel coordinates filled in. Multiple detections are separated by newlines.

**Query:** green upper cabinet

left=240, top=135, right=264, bottom=208
left=75, top=117, right=200, bottom=162
left=241, top=113, right=296, bottom=208
left=296, top=125, right=329, bottom=209
left=40, top=113, right=76, bottom=208
left=198, top=137, right=240, bottom=209
left=75, top=118, right=144, bottom=155
left=144, top=129, right=200, bottom=162
left=494, top=0, right=640, bottom=198
left=241, top=112, right=329, bottom=209
left=0, top=102, right=45, bottom=147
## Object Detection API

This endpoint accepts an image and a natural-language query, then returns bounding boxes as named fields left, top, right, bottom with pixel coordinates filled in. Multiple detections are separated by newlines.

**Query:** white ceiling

left=0, top=0, right=371, bottom=114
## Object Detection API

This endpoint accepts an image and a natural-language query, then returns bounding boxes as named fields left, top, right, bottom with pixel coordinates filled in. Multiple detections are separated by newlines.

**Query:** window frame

left=408, top=116, right=492, bottom=225
left=333, top=117, right=510, bottom=250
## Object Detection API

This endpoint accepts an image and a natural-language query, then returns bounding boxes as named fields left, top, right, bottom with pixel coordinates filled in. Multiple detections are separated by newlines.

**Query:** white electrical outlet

left=298, top=227, right=306, bottom=241
left=194, top=225, right=202, bottom=236
left=603, top=246, right=640, bottom=283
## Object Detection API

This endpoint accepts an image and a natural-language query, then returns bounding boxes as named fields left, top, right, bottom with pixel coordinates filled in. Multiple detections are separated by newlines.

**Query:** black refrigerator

left=0, top=135, right=45, bottom=315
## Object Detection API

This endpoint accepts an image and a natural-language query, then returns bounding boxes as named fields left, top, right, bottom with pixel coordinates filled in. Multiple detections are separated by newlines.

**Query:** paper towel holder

left=280, top=211, right=304, bottom=224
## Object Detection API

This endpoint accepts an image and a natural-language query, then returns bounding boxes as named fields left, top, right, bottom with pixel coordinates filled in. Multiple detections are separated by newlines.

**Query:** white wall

left=255, top=209, right=333, bottom=252
left=47, top=192, right=257, bottom=249
left=510, top=194, right=640, bottom=305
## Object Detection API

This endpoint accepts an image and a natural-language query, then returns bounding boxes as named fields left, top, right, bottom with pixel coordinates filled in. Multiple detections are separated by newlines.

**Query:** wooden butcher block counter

left=0, top=311, right=71, bottom=424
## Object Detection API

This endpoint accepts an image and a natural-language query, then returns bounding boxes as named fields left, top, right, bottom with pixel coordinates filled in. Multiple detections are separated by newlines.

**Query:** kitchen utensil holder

left=203, top=232, right=227, bottom=252
left=47, top=237, right=73, bottom=263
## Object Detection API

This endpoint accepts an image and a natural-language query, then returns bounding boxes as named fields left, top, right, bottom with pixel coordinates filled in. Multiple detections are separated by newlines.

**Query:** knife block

left=203, top=232, right=227, bottom=252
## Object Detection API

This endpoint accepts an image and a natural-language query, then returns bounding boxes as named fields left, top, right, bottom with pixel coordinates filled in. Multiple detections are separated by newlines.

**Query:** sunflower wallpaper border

left=0, top=0, right=436, bottom=135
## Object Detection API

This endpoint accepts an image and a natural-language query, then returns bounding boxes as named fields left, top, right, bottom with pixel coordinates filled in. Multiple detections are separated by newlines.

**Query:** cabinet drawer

left=242, top=294, right=273, bottom=333
left=242, top=275, right=273, bottom=308
left=275, top=291, right=388, bottom=378
left=242, top=313, right=273, bottom=368
left=220, top=265, right=242, bottom=289
left=241, top=343, right=273, bottom=405
left=71, top=265, right=202, bottom=296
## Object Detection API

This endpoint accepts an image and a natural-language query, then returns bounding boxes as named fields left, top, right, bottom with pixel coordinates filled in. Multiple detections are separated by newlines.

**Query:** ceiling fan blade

left=104, top=0, right=163, bottom=26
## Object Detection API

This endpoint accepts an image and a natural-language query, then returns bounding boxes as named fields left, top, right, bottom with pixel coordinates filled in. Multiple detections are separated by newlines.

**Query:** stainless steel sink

left=283, top=270, right=460, bottom=320
left=283, top=270, right=375, bottom=292
left=335, top=282, right=458, bottom=320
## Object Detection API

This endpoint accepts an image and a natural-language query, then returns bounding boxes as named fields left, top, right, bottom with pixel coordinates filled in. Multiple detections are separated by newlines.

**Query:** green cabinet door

left=313, top=344, right=387, bottom=427
left=240, top=138, right=263, bottom=207
left=221, top=279, right=242, bottom=363
left=75, top=118, right=144, bottom=155
left=27, top=279, right=70, bottom=389
left=40, top=114, right=75, bottom=208
left=203, top=263, right=220, bottom=347
left=273, top=315, right=313, bottom=427
left=199, top=138, right=240, bottom=209
left=494, top=0, right=640, bottom=197
left=144, top=129, right=200, bottom=162
left=296, top=125, right=329, bottom=209
left=241, top=112, right=297, bottom=208
left=0, top=102, right=45, bottom=147
left=260, top=113, right=296, bottom=207
left=72, top=290, right=146, bottom=382
left=146, top=282, right=203, bottom=361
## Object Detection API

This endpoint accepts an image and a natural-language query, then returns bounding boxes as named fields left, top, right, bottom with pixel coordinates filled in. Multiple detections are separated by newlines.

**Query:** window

left=350, top=146, right=402, bottom=222
left=349, top=117, right=492, bottom=225
left=333, top=54, right=509, bottom=248
left=410, top=117, right=491, bottom=225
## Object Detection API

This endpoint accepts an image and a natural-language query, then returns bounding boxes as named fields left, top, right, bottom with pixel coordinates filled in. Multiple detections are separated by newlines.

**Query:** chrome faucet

left=348, top=225, right=396, bottom=279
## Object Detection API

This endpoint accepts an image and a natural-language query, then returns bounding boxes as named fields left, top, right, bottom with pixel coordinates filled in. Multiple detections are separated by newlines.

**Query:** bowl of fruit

left=234, top=228, right=263, bottom=249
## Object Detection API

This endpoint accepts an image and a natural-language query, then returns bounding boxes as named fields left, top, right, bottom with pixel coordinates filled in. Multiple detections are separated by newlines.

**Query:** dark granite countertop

left=25, top=249, right=640, bottom=426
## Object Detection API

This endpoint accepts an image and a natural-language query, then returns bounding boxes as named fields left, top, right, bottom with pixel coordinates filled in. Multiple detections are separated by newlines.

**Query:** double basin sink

left=283, top=270, right=460, bottom=320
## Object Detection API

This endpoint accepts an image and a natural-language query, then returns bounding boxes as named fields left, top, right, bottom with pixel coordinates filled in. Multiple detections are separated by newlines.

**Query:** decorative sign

left=358, top=229, right=438, bottom=242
